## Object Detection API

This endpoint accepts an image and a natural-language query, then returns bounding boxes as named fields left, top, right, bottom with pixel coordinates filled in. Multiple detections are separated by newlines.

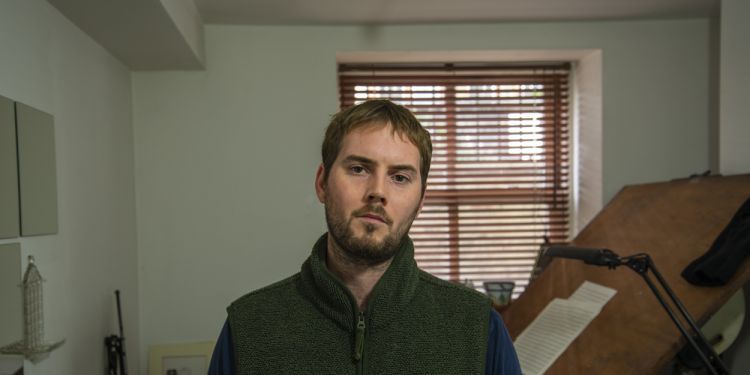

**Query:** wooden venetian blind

left=338, top=63, right=570, bottom=298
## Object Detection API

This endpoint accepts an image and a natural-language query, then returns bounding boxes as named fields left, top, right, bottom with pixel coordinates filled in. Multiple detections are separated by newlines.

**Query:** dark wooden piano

left=501, top=174, right=750, bottom=374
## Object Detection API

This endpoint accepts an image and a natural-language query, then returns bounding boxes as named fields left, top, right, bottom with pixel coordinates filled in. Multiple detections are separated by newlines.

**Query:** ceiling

left=193, top=0, right=719, bottom=25
left=47, top=0, right=720, bottom=70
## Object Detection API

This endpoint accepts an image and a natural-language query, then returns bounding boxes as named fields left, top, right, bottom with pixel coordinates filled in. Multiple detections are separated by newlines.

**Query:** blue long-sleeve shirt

left=208, top=309, right=521, bottom=374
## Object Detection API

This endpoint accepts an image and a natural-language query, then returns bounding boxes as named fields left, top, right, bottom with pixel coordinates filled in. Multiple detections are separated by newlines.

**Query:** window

left=338, top=63, right=570, bottom=299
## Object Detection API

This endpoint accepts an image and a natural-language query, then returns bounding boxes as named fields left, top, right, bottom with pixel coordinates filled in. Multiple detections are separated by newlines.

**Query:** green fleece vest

left=227, top=234, right=491, bottom=374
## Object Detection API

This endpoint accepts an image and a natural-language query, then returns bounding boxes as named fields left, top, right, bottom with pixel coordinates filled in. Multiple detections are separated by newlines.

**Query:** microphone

left=544, top=246, right=622, bottom=267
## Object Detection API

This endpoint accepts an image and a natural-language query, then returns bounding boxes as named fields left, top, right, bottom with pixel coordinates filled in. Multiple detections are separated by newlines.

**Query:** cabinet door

left=0, top=95, right=19, bottom=239
left=0, top=243, right=22, bottom=345
left=16, top=102, right=58, bottom=236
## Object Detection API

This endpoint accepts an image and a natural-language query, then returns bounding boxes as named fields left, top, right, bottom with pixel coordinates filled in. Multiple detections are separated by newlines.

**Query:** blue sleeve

left=485, top=309, right=522, bottom=375
left=208, top=320, right=235, bottom=375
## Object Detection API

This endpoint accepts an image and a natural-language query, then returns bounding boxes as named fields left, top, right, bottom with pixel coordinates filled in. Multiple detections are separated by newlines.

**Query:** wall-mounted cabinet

left=0, top=95, right=19, bottom=238
left=16, top=103, right=58, bottom=236
left=0, top=97, right=57, bottom=238
left=0, top=243, right=22, bottom=346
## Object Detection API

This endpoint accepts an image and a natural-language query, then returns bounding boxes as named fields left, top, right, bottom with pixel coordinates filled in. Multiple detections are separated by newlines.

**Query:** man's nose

left=366, top=175, right=387, bottom=204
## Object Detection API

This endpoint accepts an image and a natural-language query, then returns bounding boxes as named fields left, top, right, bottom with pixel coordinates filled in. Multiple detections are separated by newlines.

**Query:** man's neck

left=325, top=236, right=393, bottom=312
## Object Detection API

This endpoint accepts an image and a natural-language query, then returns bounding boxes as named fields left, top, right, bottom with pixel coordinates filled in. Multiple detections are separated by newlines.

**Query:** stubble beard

left=324, top=197, right=419, bottom=267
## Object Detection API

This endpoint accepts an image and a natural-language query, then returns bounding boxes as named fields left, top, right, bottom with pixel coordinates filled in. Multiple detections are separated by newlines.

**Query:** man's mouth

left=358, top=213, right=387, bottom=224
left=352, top=205, right=392, bottom=225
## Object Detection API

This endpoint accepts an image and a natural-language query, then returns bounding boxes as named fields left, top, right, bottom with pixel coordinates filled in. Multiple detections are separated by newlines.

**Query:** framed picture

left=148, top=341, right=214, bottom=375
left=483, top=281, right=515, bottom=306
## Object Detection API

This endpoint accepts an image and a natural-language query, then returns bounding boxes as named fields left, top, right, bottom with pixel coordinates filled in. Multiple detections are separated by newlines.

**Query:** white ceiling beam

left=47, top=0, right=205, bottom=70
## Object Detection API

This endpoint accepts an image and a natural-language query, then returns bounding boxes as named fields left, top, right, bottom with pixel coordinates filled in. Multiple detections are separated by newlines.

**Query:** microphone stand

left=611, top=253, right=729, bottom=375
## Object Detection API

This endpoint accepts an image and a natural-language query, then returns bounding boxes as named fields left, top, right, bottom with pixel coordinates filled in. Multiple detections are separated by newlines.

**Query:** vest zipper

left=354, top=311, right=366, bottom=374
left=354, top=312, right=366, bottom=360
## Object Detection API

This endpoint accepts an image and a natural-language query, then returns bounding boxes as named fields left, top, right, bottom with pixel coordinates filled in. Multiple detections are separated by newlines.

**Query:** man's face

left=315, top=123, right=425, bottom=265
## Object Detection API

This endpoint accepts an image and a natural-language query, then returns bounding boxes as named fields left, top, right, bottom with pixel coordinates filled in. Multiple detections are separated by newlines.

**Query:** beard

left=324, top=197, right=420, bottom=266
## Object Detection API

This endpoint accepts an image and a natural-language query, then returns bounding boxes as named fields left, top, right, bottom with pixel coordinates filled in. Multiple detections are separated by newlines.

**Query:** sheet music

left=568, top=281, right=617, bottom=309
left=514, top=281, right=617, bottom=375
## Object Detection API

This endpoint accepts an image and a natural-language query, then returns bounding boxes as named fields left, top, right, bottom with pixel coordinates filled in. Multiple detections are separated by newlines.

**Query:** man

left=209, top=100, right=521, bottom=374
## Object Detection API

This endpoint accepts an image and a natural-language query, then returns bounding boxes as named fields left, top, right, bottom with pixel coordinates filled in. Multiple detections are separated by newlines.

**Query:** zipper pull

left=354, top=312, right=366, bottom=361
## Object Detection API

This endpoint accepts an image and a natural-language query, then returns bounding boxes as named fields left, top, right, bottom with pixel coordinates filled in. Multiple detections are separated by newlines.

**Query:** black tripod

left=105, top=290, right=128, bottom=375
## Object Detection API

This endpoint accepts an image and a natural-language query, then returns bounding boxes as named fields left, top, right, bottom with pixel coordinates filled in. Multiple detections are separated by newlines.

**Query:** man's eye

left=350, top=165, right=366, bottom=174
left=393, top=174, right=411, bottom=184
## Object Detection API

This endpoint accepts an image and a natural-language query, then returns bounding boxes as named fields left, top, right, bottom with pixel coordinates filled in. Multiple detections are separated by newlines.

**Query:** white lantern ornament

left=0, top=255, right=65, bottom=363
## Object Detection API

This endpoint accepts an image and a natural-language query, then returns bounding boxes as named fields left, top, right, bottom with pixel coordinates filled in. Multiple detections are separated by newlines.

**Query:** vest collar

left=299, top=233, right=420, bottom=332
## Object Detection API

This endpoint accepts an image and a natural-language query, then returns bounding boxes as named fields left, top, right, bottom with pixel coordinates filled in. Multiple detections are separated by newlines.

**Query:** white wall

left=572, top=50, right=603, bottom=235
left=720, top=0, right=750, bottom=174
left=132, top=18, right=712, bottom=373
left=719, top=1, right=750, bottom=371
left=0, top=1, right=139, bottom=374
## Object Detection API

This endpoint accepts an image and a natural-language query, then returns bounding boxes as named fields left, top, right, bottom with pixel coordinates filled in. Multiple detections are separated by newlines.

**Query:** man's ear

left=315, top=163, right=326, bottom=203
